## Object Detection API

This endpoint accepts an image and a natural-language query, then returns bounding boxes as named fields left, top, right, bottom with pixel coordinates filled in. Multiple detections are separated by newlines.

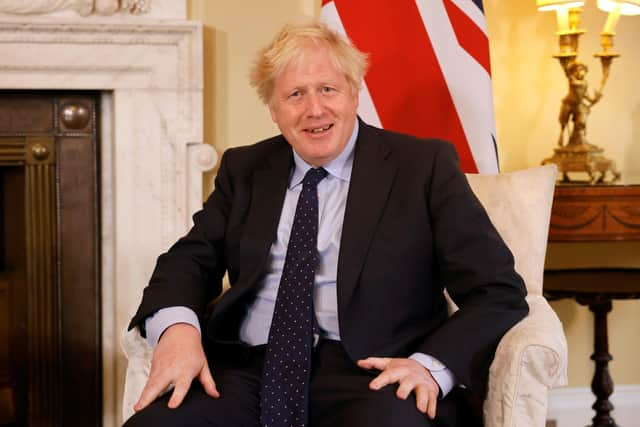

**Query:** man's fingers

left=369, top=368, right=404, bottom=390
left=198, top=362, right=220, bottom=398
left=133, top=323, right=207, bottom=412
left=426, top=388, right=438, bottom=419
left=167, top=378, right=192, bottom=409
left=414, top=385, right=429, bottom=414
left=357, top=357, right=390, bottom=371
left=395, top=379, right=416, bottom=400
left=134, top=376, right=170, bottom=412
left=359, top=356, right=440, bottom=419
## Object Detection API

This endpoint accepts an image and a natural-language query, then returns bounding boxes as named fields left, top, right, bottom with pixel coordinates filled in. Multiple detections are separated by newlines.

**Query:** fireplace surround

left=0, top=2, right=216, bottom=425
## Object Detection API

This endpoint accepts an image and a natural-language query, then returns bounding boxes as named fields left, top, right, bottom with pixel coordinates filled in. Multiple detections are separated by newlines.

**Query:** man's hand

left=134, top=323, right=219, bottom=411
left=357, top=357, right=439, bottom=419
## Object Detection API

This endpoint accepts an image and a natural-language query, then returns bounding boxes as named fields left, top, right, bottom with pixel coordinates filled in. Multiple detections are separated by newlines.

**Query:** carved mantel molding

left=0, top=0, right=183, bottom=19
left=0, top=0, right=150, bottom=17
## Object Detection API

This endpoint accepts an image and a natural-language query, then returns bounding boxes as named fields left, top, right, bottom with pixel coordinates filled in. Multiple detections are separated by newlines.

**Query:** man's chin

left=297, top=148, right=333, bottom=166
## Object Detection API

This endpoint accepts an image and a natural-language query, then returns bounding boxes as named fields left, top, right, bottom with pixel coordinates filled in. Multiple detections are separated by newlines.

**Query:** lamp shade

left=598, top=0, right=640, bottom=14
left=537, top=0, right=585, bottom=11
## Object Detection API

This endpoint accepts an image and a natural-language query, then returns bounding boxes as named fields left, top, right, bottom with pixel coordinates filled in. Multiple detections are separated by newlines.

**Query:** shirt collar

left=289, top=118, right=358, bottom=189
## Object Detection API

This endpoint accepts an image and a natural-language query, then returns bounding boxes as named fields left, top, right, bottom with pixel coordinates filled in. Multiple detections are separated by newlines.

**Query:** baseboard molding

left=547, top=385, right=640, bottom=426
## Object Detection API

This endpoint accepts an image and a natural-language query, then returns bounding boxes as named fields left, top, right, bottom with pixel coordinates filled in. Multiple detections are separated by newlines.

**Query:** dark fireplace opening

left=0, top=91, right=102, bottom=427
left=1, top=166, right=26, bottom=426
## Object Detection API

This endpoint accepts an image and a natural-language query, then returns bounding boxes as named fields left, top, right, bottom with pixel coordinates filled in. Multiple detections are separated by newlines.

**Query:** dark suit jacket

left=130, top=119, right=528, bottom=394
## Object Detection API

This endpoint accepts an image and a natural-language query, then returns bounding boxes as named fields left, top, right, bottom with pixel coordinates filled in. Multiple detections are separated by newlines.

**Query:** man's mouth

left=306, top=124, right=333, bottom=134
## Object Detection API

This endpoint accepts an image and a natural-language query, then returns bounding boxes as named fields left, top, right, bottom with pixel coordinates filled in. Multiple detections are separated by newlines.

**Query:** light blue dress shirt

left=145, top=119, right=455, bottom=396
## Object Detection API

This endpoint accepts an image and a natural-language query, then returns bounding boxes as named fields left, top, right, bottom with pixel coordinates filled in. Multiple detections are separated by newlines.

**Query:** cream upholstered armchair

left=121, top=164, right=568, bottom=426
left=463, top=164, right=568, bottom=426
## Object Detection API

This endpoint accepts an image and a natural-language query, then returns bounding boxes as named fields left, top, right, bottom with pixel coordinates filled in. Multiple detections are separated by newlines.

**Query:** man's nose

left=306, top=92, right=324, bottom=117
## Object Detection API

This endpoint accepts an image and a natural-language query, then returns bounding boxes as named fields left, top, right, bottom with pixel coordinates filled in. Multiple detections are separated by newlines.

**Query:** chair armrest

left=121, top=327, right=153, bottom=423
left=483, top=295, right=568, bottom=427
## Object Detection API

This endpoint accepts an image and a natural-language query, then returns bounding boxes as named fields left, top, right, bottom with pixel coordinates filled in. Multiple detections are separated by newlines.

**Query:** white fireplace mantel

left=0, top=8, right=215, bottom=426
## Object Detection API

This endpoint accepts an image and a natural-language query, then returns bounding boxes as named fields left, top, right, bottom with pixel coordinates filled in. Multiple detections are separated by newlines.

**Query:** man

left=125, top=21, right=527, bottom=427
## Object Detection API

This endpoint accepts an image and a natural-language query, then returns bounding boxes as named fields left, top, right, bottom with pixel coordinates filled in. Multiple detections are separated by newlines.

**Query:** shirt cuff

left=144, top=306, right=201, bottom=348
left=409, top=352, right=456, bottom=398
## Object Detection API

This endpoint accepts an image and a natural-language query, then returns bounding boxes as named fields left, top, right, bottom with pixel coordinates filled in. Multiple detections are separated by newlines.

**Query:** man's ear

left=351, top=87, right=360, bottom=110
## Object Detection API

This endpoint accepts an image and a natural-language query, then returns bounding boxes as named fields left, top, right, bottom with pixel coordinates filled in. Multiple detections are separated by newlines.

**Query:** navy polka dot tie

left=260, top=167, right=327, bottom=427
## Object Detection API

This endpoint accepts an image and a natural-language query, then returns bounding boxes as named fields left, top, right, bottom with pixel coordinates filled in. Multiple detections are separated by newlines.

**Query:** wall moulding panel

left=0, top=0, right=186, bottom=19
left=0, top=13, right=216, bottom=427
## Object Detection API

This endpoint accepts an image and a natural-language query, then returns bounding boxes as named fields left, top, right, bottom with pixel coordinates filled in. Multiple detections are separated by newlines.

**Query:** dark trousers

left=123, top=340, right=478, bottom=427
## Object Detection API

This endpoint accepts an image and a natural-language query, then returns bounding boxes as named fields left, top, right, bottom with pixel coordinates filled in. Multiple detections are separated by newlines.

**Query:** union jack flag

left=321, top=0, right=498, bottom=173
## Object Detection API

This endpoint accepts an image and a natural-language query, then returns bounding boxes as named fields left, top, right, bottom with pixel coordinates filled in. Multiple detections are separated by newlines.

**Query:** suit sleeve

left=419, top=143, right=528, bottom=393
left=128, top=149, right=236, bottom=331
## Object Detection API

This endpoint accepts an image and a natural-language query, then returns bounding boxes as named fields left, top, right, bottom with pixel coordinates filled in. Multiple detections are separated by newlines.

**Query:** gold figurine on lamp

left=538, top=0, right=639, bottom=183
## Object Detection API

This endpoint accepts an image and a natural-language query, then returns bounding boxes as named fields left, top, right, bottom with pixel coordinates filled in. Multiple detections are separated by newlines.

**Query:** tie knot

left=303, top=167, right=327, bottom=188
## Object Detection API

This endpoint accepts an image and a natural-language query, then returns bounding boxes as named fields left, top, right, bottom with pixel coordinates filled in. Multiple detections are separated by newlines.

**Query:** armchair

left=464, top=164, right=568, bottom=426
left=121, top=165, right=568, bottom=426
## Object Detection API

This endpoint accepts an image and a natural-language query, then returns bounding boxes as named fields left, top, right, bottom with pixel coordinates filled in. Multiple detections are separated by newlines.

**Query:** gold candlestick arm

left=594, top=33, right=620, bottom=92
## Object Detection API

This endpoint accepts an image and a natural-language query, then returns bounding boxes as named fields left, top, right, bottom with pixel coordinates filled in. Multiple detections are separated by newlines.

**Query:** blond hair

left=249, top=21, right=368, bottom=104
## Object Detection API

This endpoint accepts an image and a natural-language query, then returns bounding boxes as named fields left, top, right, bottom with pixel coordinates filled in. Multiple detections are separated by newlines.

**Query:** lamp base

left=542, top=143, right=621, bottom=184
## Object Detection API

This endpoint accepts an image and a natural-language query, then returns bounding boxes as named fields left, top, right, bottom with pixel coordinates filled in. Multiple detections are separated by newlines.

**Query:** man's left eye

left=322, top=86, right=334, bottom=93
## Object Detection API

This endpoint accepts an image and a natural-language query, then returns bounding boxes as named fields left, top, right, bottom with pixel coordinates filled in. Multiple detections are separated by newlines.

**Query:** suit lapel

left=239, top=139, right=292, bottom=288
left=337, top=121, right=397, bottom=312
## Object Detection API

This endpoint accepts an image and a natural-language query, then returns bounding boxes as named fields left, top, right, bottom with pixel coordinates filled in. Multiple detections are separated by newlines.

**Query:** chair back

left=464, top=165, right=557, bottom=298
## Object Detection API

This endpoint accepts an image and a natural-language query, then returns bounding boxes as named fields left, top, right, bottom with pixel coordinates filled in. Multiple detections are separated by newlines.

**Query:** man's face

left=268, top=46, right=359, bottom=167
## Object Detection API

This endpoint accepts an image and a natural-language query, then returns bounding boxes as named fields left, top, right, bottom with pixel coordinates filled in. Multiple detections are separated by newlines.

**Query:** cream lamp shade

left=598, top=0, right=640, bottom=14
left=598, top=0, right=640, bottom=33
left=537, top=0, right=585, bottom=31
left=537, top=0, right=585, bottom=10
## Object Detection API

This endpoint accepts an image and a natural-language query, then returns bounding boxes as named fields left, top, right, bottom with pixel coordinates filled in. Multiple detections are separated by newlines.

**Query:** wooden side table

left=544, top=182, right=640, bottom=427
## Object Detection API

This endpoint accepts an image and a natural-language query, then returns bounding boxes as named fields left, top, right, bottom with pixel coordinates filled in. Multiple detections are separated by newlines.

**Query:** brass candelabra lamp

left=538, top=0, right=639, bottom=183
